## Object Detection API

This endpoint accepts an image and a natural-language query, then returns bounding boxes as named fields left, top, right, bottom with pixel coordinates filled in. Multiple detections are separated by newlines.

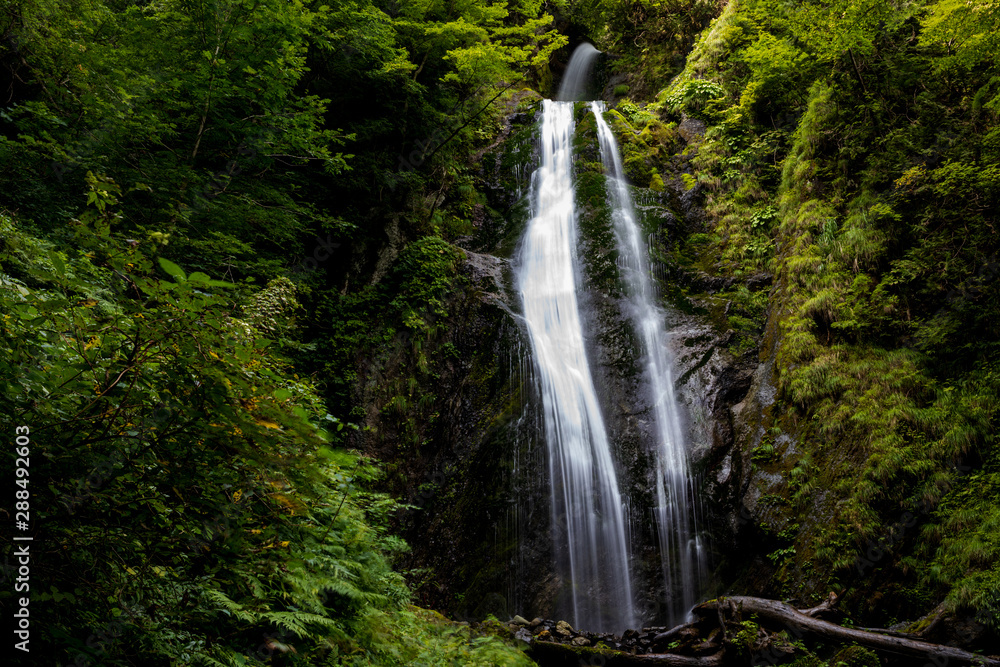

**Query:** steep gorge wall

left=348, top=85, right=845, bottom=630
left=346, top=95, right=750, bottom=626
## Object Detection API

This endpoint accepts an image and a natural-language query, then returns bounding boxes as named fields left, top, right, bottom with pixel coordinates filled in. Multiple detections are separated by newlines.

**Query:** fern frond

left=202, top=588, right=257, bottom=623
left=260, top=610, right=338, bottom=639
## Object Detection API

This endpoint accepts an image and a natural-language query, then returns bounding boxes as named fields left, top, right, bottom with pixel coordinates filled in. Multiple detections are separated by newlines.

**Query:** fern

left=203, top=589, right=256, bottom=623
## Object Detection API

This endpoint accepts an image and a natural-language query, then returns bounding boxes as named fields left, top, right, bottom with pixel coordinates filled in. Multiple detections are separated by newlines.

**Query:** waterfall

left=591, top=102, right=706, bottom=625
left=516, top=99, right=636, bottom=633
left=557, top=43, right=601, bottom=102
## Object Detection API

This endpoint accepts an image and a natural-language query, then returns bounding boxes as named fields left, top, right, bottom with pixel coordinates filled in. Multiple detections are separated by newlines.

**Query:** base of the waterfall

left=500, top=616, right=709, bottom=655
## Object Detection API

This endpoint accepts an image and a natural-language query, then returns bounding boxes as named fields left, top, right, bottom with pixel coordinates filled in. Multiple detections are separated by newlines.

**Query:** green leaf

left=158, top=257, right=187, bottom=281
left=48, top=250, right=66, bottom=277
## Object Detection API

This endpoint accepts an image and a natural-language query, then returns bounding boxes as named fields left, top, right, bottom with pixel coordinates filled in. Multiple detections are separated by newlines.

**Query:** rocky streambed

left=500, top=614, right=700, bottom=653
left=491, top=613, right=725, bottom=665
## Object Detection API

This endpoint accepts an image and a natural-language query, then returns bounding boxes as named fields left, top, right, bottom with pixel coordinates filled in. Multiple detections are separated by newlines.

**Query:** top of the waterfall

left=557, top=43, right=601, bottom=102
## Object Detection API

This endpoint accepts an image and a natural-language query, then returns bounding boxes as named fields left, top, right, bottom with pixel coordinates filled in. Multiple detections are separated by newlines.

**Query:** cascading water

left=591, top=102, right=706, bottom=625
left=516, top=99, right=636, bottom=633
left=557, top=43, right=601, bottom=102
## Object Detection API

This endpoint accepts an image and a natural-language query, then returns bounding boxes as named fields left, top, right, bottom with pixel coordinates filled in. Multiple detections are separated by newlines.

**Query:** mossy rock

left=574, top=171, right=619, bottom=292
left=650, top=171, right=665, bottom=191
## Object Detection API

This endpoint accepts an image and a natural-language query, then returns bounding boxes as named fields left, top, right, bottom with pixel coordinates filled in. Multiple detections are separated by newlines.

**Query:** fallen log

left=854, top=626, right=926, bottom=639
left=702, top=596, right=1000, bottom=667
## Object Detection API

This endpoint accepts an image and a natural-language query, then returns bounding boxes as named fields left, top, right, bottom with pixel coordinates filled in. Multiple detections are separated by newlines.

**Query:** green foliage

left=829, top=645, right=881, bottom=667
left=347, top=607, right=534, bottom=666
left=2, top=210, right=373, bottom=662
left=390, top=236, right=464, bottom=333
left=392, top=0, right=566, bottom=90
left=661, top=79, right=726, bottom=119
left=1, top=0, right=353, bottom=279
left=659, top=0, right=1000, bottom=625
left=649, top=171, right=665, bottom=191
left=722, top=284, right=768, bottom=354
left=752, top=438, right=777, bottom=463
left=0, top=190, right=525, bottom=665
left=243, top=277, right=302, bottom=341
left=731, top=618, right=761, bottom=656
left=0, top=8, right=565, bottom=654
left=0, top=0, right=565, bottom=292
left=920, top=0, right=1000, bottom=77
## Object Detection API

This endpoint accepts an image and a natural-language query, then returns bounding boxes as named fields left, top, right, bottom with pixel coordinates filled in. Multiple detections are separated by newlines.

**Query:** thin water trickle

left=516, top=99, right=636, bottom=633
left=591, top=102, right=706, bottom=625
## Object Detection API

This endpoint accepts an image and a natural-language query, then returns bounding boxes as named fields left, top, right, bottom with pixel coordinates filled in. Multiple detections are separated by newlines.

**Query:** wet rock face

left=676, top=115, right=707, bottom=144
left=475, top=96, right=540, bottom=256
left=663, top=305, right=763, bottom=585
left=353, top=249, right=556, bottom=620
left=350, top=100, right=566, bottom=622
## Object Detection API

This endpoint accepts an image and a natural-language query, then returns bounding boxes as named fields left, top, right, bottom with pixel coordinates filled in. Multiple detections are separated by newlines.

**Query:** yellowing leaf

left=272, top=493, right=298, bottom=513
left=256, top=418, right=281, bottom=430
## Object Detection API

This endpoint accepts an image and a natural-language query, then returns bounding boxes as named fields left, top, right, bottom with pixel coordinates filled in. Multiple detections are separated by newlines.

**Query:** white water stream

left=592, top=103, right=705, bottom=624
left=517, top=99, right=636, bottom=632
left=516, top=43, right=704, bottom=631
